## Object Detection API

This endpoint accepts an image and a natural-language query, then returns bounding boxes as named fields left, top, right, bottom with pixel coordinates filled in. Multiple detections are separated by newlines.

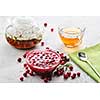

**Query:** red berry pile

left=53, top=63, right=81, bottom=80
left=17, top=47, right=81, bottom=83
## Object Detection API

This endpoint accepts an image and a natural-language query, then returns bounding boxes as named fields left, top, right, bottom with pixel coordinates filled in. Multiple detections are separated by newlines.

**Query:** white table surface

left=0, top=16, right=100, bottom=83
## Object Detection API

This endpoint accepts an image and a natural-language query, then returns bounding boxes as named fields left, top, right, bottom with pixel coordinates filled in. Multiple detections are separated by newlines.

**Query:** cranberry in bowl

left=26, top=49, right=61, bottom=74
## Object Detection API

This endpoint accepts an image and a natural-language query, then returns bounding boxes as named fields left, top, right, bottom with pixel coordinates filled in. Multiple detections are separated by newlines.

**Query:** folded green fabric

left=69, top=43, right=100, bottom=83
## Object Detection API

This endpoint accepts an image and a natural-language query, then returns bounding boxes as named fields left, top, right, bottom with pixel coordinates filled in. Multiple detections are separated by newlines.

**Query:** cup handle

left=82, top=27, right=86, bottom=33
left=80, top=27, right=86, bottom=40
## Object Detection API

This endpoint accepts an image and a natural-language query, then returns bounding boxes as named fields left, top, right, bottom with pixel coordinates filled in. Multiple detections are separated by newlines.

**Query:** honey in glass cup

left=59, top=27, right=85, bottom=47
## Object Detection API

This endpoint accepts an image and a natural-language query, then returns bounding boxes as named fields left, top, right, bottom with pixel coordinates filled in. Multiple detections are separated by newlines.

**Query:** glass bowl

left=26, top=49, right=61, bottom=74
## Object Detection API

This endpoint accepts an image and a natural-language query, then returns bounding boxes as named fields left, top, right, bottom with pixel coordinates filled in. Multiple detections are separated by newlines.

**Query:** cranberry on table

left=26, top=70, right=30, bottom=74
left=23, top=73, right=27, bottom=77
left=44, top=23, right=47, bottom=27
left=64, top=73, right=69, bottom=79
left=41, top=42, right=45, bottom=46
left=71, top=75, right=75, bottom=79
left=23, top=53, right=26, bottom=58
left=51, top=28, right=54, bottom=32
left=20, top=77, right=24, bottom=81
left=59, top=70, right=64, bottom=75
left=17, top=58, right=22, bottom=63
left=67, top=72, right=71, bottom=77
left=77, top=72, right=81, bottom=77
left=44, top=77, right=49, bottom=83
left=29, top=72, right=35, bottom=76
left=73, top=73, right=76, bottom=77
left=69, top=66, right=73, bottom=71
left=60, top=53, right=64, bottom=57
left=57, top=70, right=61, bottom=76
left=24, top=63, right=27, bottom=68
left=46, top=47, right=49, bottom=49
left=47, top=77, right=52, bottom=81
left=71, top=73, right=76, bottom=79
left=25, top=67, right=28, bottom=70
left=60, top=60, right=65, bottom=65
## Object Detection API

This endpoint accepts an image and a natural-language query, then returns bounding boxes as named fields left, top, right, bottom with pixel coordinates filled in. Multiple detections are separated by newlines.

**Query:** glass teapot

left=5, top=17, right=43, bottom=49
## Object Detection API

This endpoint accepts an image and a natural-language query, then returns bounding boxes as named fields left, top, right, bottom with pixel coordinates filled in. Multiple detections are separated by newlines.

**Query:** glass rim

left=58, top=27, right=83, bottom=35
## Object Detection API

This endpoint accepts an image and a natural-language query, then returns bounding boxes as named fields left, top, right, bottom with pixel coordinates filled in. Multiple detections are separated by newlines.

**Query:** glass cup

left=58, top=26, right=86, bottom=48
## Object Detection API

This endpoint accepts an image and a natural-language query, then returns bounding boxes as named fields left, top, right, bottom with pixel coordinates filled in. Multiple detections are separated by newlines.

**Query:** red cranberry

left=40, top=56, right=43, bottom=59
left=73, top=73, right=76, bottom=77
left=57, top=70, right=61, bottom=76
left=60, top=53, right=64, bottom=57
left=46, top=62, right=48, bottom=64
left=77, top=72, right=81, bottom=77
left=32, top=59, right=35, bottom=63
left=60, top=68, right=64, bottom=73
left=51, top=28, right=54, bottom=32
left=26, top=70, right=30, bottom=73
left=25, top=67, right=28, bottom=70
left=67, top=72, right=71, bottom=77
left=44, top=78, right=48, bottom=83
left=41, top=75, right=45, bottom=79
left=71, top=75, right=75, bottom=79
left=29, top=72, right=35, bottom=76
left=64, top=73, right=68, bottom=79
left=20, top=77, right=24, bottom=81
left=17, top=58, right=22, bottom=63
left=42, top=54, right=45, bottom=56
left=23, top=73, right=27, bottom=77
left=57, top=70, right=63, bottom=76
left=46, top=47, right=49, bottom=49
left=60, top=60, right=65, bottom=65
left=69, top=66, right=73, bottom=71
left=24, top=63, right=27, bottom=68
left=62, top=56, right=69, bottom=63
left=47, top=76, right=52, bottom=81
left=44, top=23, right=47, bottom=27
left=60, top=70, right=64, bottom=75
left=36, top=63, right=38, bottom=66
left=41, top=42, right=44, bottom=46
left=71, top=73, right=76, bottom=79
left=23, top=53, right=26, bottom=58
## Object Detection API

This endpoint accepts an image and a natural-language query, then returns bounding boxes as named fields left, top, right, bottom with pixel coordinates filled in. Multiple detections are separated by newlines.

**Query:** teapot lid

left=6, top=17, right=43, bottom=41
left=11, top=16, right=36, bottom=30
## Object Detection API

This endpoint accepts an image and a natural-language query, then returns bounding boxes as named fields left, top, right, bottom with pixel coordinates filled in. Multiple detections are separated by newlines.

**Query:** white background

left=0, top=0, right=100, bottom=100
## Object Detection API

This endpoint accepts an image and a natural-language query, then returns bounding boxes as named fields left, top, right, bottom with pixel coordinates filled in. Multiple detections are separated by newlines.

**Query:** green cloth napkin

left=69, top=43, right=100, bottom=83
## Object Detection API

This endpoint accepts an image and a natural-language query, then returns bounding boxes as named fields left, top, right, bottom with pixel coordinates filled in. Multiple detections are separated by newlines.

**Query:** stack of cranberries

left=17, top=46, right=81, bottom=83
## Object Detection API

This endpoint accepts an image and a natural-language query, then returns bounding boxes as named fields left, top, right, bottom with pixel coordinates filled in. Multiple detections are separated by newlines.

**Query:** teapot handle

left=5, top=25, right=14, bottom=33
